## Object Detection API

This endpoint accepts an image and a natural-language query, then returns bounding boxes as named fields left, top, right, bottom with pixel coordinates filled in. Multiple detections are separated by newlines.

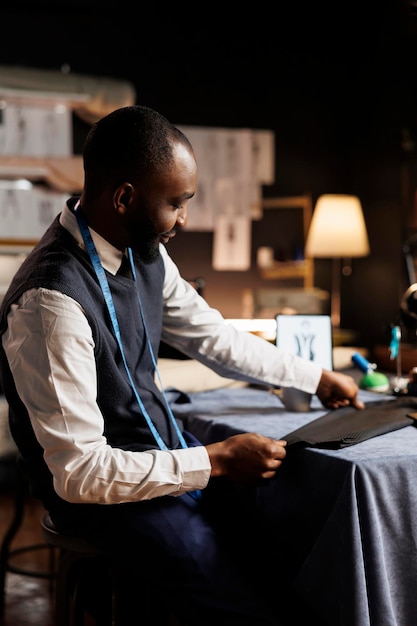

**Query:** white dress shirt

left=1, top=203, right=322, bottom=505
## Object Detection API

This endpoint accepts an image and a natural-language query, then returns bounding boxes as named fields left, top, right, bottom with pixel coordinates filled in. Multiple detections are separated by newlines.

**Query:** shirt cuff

left=290, top=357, right=323, bottom=394
left=170, top=445, right=211, bottom=492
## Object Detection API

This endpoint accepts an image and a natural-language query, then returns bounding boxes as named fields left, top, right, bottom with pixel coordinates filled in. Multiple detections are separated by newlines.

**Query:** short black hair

left=82, top=105, right=193, bottom=196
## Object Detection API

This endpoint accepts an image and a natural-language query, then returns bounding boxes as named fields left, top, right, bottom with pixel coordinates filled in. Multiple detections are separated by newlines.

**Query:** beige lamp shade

left=305, top=194, right=370, bottom=258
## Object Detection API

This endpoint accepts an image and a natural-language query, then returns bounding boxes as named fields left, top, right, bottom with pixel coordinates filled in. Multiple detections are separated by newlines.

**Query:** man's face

left=125, top=143, right=197, bottom=263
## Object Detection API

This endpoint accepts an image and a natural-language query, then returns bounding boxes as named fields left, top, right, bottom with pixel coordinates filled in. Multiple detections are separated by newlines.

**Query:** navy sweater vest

left=0, top=209, right=182, bottom=515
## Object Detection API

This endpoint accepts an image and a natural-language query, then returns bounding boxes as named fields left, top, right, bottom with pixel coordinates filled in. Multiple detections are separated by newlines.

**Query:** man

left=0, top=105, right=363, bottom=625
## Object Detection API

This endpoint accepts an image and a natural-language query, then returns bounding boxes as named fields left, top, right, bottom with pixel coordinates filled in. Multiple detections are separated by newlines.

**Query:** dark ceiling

left=1, top=3, right=415, bottom=95
left=2, top=2, right=417, bottom=149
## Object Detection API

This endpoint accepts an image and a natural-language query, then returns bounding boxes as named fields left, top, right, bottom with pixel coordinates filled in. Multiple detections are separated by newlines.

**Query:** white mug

left=281, top=387, right=312, bottom=412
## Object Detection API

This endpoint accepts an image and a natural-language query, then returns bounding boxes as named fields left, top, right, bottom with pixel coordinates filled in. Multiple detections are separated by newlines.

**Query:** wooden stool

left=41, top=514, right=177, bottom=626
left=2, top=453, right=178, bottom=625
left=41, top=513, right=127, bottom=626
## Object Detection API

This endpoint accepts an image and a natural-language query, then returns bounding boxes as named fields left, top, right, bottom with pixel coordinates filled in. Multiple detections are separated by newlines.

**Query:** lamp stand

left=331, top=257, right=341, bottom=330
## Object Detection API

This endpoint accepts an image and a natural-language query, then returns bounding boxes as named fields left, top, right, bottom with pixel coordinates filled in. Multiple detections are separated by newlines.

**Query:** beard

left=135, top=233, right=161, bottom=264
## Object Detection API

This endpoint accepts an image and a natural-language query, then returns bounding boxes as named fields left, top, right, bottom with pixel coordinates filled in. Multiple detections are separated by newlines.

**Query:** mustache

left=161, top=227, right=176, bottom=237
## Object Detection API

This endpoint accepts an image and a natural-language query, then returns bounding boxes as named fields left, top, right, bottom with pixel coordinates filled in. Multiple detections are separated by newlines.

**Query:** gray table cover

left=169, top=385, right=417, bottom=626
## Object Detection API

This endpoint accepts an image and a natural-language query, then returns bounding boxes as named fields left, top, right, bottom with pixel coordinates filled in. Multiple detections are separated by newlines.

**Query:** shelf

left=0, top=156, right=83, bottom=192
left=0, top=157, right=83, bottom=250
left=259, top=259, right=313, bottom=282
left=259, top=195, right=314, bottom=289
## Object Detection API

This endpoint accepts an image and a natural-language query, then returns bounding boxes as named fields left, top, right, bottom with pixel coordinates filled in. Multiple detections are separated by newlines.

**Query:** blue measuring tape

left=75, top=205, right=201, bottom=501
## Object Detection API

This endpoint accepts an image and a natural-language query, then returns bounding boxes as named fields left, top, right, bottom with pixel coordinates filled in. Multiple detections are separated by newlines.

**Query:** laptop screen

left=275, top=314, right=333, bottom=370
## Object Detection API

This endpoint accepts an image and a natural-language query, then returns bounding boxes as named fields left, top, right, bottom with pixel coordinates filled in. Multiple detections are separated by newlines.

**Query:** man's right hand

left=206, top=433, right=287, bottom=485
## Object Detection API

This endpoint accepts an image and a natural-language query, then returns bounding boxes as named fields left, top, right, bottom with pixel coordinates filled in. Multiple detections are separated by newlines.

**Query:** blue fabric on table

left=168, top=385, right=417, bottom=626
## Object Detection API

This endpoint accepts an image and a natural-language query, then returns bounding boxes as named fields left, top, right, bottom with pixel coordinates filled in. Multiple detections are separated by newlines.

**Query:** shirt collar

left=60, top=200, right=124, bottom=276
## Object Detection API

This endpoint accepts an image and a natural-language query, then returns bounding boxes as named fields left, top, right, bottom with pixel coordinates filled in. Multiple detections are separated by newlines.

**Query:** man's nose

left=177, top=206, right=187, bottom=227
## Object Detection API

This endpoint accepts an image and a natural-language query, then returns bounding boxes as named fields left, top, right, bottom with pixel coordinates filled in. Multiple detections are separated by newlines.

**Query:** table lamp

left=305, top=194, right=370, bottom=330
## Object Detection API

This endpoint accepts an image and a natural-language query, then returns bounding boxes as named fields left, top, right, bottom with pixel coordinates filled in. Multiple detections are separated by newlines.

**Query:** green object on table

left=359, top=371, right=390, bottom=393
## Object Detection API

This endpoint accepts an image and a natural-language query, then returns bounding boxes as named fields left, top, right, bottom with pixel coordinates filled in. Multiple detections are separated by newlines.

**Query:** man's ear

left=114, top=182, right=134, bottom=215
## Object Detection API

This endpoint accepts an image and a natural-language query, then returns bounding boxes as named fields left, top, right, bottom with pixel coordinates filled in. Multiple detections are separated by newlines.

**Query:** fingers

left=262, top=439, right=287, bottom=476
left=351, top=397, right=365, bottom=409
left=271, top=438, right=287, bottom=452
left=324, top=395, right=365, bottom=410
left=317, top=370, right=365, bottom=410
left=206, top=433, right=288, bottom=484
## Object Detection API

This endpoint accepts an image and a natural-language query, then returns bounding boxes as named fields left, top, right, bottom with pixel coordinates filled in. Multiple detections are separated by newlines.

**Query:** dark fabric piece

left=283, top=396, right=417, bottom=449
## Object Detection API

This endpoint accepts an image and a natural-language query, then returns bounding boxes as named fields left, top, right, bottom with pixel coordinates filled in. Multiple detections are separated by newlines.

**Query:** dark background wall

left=2, top=1, right=417, bottom=351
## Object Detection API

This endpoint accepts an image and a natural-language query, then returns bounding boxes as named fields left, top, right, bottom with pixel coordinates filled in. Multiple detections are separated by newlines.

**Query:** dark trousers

left=52, top=478, right=286, bottom=626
